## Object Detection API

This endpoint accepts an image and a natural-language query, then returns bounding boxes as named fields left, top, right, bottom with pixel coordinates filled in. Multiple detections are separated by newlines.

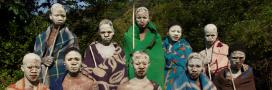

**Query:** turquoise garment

left=173, top=73, right=217, bottom=90
left=123, top=22, right=165, bottom=88
left=163, top=37, right=192, bottom=90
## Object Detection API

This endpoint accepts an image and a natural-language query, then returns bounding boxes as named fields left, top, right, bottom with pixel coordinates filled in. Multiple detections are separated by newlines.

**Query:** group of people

left=6, top=3, right=256, bottom=90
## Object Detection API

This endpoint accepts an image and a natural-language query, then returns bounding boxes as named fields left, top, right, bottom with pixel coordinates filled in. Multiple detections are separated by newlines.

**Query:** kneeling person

left=6, top=53, right=49, bottom=90
left=118, top=51, right=161, bottom=90
left=173, top=53, right=217, bottom=90
left=52, top=47, right=97, bottom=90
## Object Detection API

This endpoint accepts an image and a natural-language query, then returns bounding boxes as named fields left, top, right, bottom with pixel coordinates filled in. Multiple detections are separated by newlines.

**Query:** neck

left=24, top=78, right=39, bottom=88
left=68, top=71, right=80, bottom=78
left=231, top=68, right=241, bottom=74
left=139, top=28, right=148, bottom=34
left=100, top=41, right=112, bottom=46
left=134, top=76, right=148, bottom=82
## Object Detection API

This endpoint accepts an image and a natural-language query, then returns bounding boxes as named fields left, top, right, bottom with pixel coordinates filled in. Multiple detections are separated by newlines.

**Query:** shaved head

left=22, top=53, right=41, bottom=65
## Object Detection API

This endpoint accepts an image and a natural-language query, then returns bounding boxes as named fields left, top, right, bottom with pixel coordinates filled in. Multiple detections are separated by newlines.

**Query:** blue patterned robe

left=163, top=37, right=192, bottom=90
left=34, top=25, right=78, bottom=89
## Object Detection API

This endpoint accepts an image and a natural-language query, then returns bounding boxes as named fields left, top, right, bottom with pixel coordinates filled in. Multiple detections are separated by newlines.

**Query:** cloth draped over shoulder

left=81, top=41, right=128, bottom=90
left=213, top=64, right=256, bottom=90
left=200, top=40, right=229, bottom=75
left=34, top=25, right=78, bottom=88
left=6, top=78, right=48, bottom=90
left=173, top=73, right=217, bottom=90
left=163, top=37, right=192, bottom=90
left=123, top=22, right=165, bottom=88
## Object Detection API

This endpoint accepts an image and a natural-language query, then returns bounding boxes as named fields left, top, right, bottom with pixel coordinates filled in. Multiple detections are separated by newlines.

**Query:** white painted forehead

left=132, top=51, right=150, bottom=62
left=23, top=53, right=41, bottom=64
left=187, top=53, right=204, bottom=65
left=136, top=7, right=149, bottom=15
left=169, top=25, right=182, bottom=31
left=99, top=19, right=114, bottom=32
left=231, top=51, right=245, bottom=57
left=50, top=3, right=65, bottom=12
left=204, top=24, right=217, bottom=33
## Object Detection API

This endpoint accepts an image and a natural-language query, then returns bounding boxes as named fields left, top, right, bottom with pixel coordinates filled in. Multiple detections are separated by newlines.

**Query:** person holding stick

left=213, top=50, right=256, bottom=90
left=123, top=6, right=165, bottom=88
left=33, top=3, right=78, bottom=89
left=199, top=24, right=229, bottom=78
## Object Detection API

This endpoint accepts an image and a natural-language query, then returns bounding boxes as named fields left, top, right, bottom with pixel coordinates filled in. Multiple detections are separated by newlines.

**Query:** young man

left=173, top=53, right=217, bottom=90
left=213, top=50, right=256, bottom=90
left=199, top=24, right=229, bottom=77
left=81, top=19, right=128, bottom=90
left=123, top=6, right=165, bottom=88
left=52, top=47, right=97, bottom=90
left=34, top=3, right=78, bottom=88
left=6, top=53, right=49, bottom=90
left=118, top=51, right=161, bottom=90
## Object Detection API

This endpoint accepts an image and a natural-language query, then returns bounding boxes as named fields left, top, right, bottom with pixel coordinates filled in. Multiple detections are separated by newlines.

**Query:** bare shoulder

left=117, top=81, right=130, bottom=90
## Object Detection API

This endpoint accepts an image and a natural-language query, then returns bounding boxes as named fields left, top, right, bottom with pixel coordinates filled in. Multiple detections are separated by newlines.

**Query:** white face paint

left=64, top=51, right=82, bottom=73
left=168, top=25, right=182, bottom=41
left=99, top=24, right=114, bottom=44
left=205, top=31, right=218, bottom=45
left=230, top=51, right=245, bottom=69
left=187, top=59, right=203, bottom=80
left=50, top=7, right=66, bottom=26
left=136, top=11, right=149, bottom=28
left=21, top=59, right=41, bottom=82
left=133, top=56, right=149, bottom=77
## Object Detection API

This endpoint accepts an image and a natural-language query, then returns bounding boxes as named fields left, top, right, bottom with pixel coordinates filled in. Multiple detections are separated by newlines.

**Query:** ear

left=49, top=14, right=53, bottom=20
left=21, top=65, right=24, bottom=72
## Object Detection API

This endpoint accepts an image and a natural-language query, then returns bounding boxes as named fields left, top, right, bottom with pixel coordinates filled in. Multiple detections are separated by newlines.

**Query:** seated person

left=213, top=50, right=256, bottom=90
left=173, top=53, right=217, bottom=90
left=118, top=51, right=162, bottom=90
left=6, top=53, right=49, bottom=90
left=52, top=47, right=97, bottom=90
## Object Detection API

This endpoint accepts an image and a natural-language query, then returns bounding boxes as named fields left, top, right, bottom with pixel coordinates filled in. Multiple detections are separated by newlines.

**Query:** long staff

left=42, top=26, right=60, bottom=85
left=228, top=60, right=237, bottom=90
left=205, top=45, right=212, bottom=80
left=132, top=0, right=135, bottom=49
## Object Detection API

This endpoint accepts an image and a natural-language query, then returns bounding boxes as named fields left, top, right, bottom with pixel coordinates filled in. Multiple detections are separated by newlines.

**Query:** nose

left=31, top=68, right=38, bottom=73
left=104, top=33, right=109, bottom=37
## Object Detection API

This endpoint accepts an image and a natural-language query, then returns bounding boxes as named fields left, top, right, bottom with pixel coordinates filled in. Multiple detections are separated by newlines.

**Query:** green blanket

left=123, top=22, right=165, bottom=88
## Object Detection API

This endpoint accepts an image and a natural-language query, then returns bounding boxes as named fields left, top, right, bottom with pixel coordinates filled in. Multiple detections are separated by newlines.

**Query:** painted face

left=205, top=31, right=218, bottom=45
left=187, top=59, right=203, bottom=80
left=230, top=51, right=245, bottom=69
left=64, top=51, right=82, bottom=73
left=99, top=24, right=114, bottom=44
left=136, top=11, right=149, bottom=28
left=133, top=58, right=149, bottom=78
left=168, top=25, right=182, bottom=41
left=50, top=7, right=66, bottom=26
left=21, top=60, right=41, bottom=82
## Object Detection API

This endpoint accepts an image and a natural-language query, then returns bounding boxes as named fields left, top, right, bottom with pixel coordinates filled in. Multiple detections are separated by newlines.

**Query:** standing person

left=163, top=24, right=192, bottom=90
left=173, top=53, right=217, bottom=90
left=213, top=50, right=256, bottom=90
left=81, top=19, right=128, bottom=90
left=34, top=3, right=78, bottom=88
left=199, top=24, right=229, bottom=77
left=118, top=51, right=162, bottom=90
left=52, top=47, right=98, bottom=90
left=123, top=6, right=165, bottom=88
left=6, top=53, right=49, bottom=90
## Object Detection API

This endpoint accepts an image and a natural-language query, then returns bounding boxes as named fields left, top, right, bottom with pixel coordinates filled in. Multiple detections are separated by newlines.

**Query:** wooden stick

left=132, top=0, right=135, bottom=49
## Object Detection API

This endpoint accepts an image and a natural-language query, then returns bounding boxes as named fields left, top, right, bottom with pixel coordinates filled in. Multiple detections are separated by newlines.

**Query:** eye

left=107, top=31, right=112, bottom=34
left=27, top=66, right=32, bottom=69
left=68, top=58, right=72, bottom=61
left=143, top=16, right=147, bottom=19
left=75, top=57, right=80, bottom=61
left=100, top=31, right=105, bottom=34
left=196, top=65, right=201, bottom=68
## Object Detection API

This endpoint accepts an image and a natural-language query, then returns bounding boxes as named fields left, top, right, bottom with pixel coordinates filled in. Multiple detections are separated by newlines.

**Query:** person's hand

left=42, top=56, right=54, bottom=67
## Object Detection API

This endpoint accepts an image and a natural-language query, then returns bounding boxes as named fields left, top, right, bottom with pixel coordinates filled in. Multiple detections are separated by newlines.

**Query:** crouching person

left=118, top=51, right=162, bottom=90
left=173, top=53, right=217, bottom=90
left=52, top=47, right=98, bottom=90
left=6, top=53, right=49, bottom=90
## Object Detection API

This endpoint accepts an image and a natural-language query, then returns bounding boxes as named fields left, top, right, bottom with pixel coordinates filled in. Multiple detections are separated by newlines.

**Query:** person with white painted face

left=123, top=6, right=165, bottom=88
left=52, top=47, right=98, bottom=90
left=163, top=24, right=192, bottom=90
left=118, top=51, right=162, bottom=90
left=6, top=53, right=49, bottom=90
left=82, top=19, right=128, bottom=90
left=199, top=24, right=229, bottom=77
left=33, top=3, right=78, bottom=88
left=173, top=53, right=217, bottom=90
left=213, top=50, right=256, bottom=90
